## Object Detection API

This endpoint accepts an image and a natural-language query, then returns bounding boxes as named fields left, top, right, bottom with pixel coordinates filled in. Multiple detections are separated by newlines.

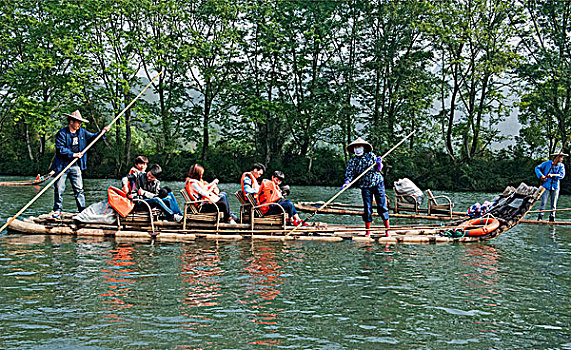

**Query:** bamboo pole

left=286, top=131, right=415, bottom=236
left=526, top=208, right=571, bottom=214
left=0, top=72, right=162, bottom=233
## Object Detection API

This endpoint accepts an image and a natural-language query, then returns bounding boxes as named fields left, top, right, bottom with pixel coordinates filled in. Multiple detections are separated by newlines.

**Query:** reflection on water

left=459, top=244, right=501, bottom=335
left=179, top=245, right=224, bottom=332
left=99, top=244, right=136, bottom=326
left=0, top=178, right=569, bottom=349
left=241, top=244, right=285, bottom=347
left=460, top=244, right=500, bottom=298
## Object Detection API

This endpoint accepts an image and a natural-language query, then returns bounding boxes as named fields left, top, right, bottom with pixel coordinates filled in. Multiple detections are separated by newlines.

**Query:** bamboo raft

left=295, top=195, right=571, bottom=226
left=295, top=201, right=467, bottom=221
left=0, top=172, right=54, bottom=187
left=6, top=183, right=543, bottom=244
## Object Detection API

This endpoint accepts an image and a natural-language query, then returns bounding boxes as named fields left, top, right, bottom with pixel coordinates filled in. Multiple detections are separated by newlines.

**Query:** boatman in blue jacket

left=535, top=151, right=567, bottom=221
left=51, top=110, right=110, bottom=218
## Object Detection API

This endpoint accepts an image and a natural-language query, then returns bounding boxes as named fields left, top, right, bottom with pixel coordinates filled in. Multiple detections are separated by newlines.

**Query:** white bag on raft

left=393, top=178, right=424, bottom=205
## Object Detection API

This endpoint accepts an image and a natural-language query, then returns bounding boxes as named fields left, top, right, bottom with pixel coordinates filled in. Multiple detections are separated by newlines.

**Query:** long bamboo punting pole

left=286, top=131, right=415, bottom=236
left=526, top=208, right=571, bottom=214
left=0, top=72, right=162, bottom=233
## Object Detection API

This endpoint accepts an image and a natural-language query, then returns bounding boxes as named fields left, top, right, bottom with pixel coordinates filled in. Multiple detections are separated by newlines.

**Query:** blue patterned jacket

left=344, top=152, right=383, bottom=189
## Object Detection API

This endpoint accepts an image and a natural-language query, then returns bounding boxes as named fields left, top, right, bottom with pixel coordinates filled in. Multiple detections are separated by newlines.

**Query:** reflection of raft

left=7, top=184, right=543, bottom=244
left=0, top=172, right=54, bottom=187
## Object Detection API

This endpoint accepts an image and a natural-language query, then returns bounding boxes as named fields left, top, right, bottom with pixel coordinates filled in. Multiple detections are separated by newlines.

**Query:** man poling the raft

left=535, top=150, right=567, bottom=221
left=343, top=137, right=390, bottom=237
left=51, top=110, right=111, bottom=218
left=0, top=72, right=162, bottom=234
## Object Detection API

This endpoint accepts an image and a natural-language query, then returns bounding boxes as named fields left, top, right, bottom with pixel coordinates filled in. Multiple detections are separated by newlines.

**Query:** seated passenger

left=129, top=156, right=148, bottom=175
left=121, top=164, right=183, bottom=222
left=258, top=171, right=307, bottom=226
left=240, top=163, right=265, bottom=200
left=186, top=164, right=237, bottom=224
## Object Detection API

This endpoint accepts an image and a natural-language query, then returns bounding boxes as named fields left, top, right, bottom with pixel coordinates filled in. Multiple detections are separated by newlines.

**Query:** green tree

left=82, top=0, right=143, bottom=175
left=428, top=0, right=518, bottom=161
left=516, top=0, right=571, bottom=156
left=0, top=0, right=89, bottom=163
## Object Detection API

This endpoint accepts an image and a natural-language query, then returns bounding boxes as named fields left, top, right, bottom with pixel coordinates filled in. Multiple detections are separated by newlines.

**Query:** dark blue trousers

left=361, top=182, right=389, bottom=222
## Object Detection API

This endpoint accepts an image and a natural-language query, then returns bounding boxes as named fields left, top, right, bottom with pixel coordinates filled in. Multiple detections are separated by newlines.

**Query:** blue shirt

left=52, top=126, right=101, bottom=173
left=535, top=160, right=565, bottom=191
left=344, top=152, right=383, bottom=189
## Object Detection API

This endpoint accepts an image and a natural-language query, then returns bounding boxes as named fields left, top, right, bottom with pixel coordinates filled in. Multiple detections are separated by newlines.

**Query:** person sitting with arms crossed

left=121, top=164, right=183, bottom=222
left=185, top=164, right=237, bottom=224
left=258, top=171, right=308, bottom=226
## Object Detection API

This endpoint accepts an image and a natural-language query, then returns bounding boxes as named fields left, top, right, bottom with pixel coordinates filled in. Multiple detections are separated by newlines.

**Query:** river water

left=0, top=177, right=569, bottom=349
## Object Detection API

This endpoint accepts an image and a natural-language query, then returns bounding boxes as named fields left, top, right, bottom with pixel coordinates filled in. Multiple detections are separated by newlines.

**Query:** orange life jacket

left=129, top=166, right=141, bottom=175
left=258, top=179, right=283, bottom=214
left=185, top=178, right=219, bottom=204
left=107, top=186, right=134, bottom=217
left=241, top=172, right=260, bottom=199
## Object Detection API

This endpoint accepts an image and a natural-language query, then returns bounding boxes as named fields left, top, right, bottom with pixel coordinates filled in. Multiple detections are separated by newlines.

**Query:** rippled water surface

left=0, top=177, right=569, bottom=349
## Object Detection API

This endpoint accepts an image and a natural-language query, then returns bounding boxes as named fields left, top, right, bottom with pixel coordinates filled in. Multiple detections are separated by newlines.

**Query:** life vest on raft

left=240, top=172, right=260, bottom=200
left=128, top=166, right=141, bottom=175
left=258, top=179, right=283, bottom=214
left=185, top=178, right=219, bottom=204
left=107, top=186, right=134, bottom=217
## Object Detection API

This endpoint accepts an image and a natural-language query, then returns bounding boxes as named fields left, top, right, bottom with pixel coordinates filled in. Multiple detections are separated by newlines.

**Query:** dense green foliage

left=0, top=0, right=569, bottom=192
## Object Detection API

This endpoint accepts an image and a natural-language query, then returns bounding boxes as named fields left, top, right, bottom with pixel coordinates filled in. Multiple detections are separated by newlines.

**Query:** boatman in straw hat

left=51, top=110, right=111, bottom=218
left=342, top=137, right=390, bottom=236
left=535, top=150, right=567, bottom=222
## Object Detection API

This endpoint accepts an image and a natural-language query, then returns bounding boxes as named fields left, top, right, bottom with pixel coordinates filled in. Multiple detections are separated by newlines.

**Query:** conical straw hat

left=346, top=137, right=373, bottom=153
left=64, top=110, right=89, bottom=123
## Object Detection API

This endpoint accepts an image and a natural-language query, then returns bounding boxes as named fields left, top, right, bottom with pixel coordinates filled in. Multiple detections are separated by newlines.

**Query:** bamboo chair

left=117, top=199, right=159, bottom=235
left=393, top=191, right=421, bottom=214
left=179, top=189, right=222, bottom=230
left=234, top=190, right=287, bottom=231
left=426, top=189, right=454, bottom=217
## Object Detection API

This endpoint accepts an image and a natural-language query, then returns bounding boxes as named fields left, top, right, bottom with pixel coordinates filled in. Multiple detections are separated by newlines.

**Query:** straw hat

left=346, top=137, right=373, bottom=153
left=551, top=150, right=569, bottom=157
left=64, top=110, right=89, bottom=123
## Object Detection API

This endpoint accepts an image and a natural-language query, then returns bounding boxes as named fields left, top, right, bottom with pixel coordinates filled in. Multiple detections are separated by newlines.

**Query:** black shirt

left=70, top=131, right=80, bottom=153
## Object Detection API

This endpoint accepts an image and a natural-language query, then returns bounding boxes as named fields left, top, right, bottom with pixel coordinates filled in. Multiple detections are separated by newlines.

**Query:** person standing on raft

left=51, top=110, right=110, bottom=218
left=342, top=137, right=390, bottom=236
left=535, top=151, right=567, bottom=221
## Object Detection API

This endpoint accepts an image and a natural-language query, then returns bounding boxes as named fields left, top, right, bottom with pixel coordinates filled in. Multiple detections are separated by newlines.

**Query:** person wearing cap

left=342, top=137, right=390, bottom=236
left=51, top=110, right=111, bottom=217
left=535, top=151, right=567, bottom=221
left=258, top=170, right=307, bottom=225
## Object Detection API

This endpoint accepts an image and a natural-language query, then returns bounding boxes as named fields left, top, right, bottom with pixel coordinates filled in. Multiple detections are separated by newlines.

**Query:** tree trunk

left=201, top=83, right=211, bottom=161
left=39, top=134, right=45, bottom=158
left=124, top=107, right=132, bottom=172
left=24, top=122, right=35, bottom=162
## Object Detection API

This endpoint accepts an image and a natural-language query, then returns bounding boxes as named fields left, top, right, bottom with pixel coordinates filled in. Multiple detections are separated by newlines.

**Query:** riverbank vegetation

left=0, top=0, right=569, bottom=192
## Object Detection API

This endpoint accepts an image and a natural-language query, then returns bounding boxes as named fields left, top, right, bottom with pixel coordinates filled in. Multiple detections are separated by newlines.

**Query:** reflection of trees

left=179, top=246, right=224, bottom=330
left=99, top=243, right=136, bottom=326
left=241, top=245, right=285, bottom=347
